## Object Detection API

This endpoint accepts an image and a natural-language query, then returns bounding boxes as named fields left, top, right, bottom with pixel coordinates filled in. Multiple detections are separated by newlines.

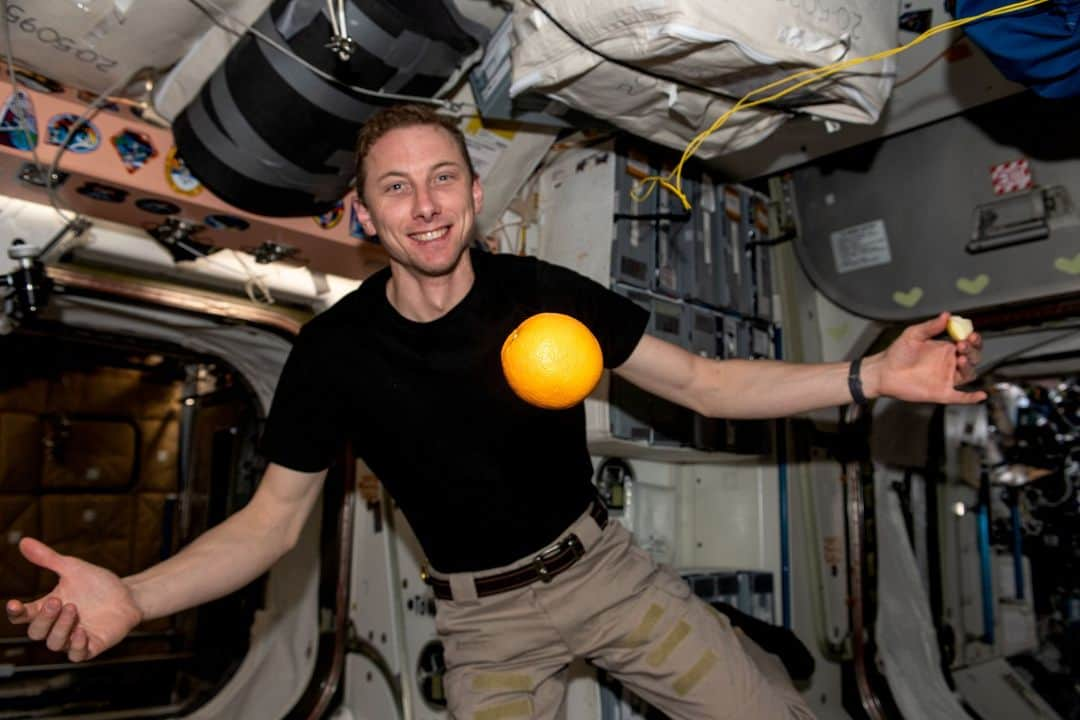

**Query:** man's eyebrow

left=374, top=170, right=408, bottom=184
left=373, top=161, right=464, bottom=184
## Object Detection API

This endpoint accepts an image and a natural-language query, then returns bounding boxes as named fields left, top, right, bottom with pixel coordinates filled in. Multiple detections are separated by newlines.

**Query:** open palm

left=5, top=537, right=143, bottom=662
left=878, top=313, right=986, bottom=404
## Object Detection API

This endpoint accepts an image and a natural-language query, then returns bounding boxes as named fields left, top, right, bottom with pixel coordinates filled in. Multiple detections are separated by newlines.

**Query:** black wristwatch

left=848, top=356, right=869, bottom=406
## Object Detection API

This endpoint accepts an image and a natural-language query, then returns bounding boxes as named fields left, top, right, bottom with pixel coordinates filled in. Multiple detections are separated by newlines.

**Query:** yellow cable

left=631, top=0, right=1048, bottom=209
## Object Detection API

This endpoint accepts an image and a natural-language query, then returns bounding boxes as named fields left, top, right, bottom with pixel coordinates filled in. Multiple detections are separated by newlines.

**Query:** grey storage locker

left=750, top=572, right=776, bottom=624
left=608, top=286, right=695, bottom=447
left=751, top=324, right=774, bottom=359
left=693, top=175, right=732, bottom=308
left=720, top=315, right=751, bottom=360
left=611, top=146, right=658, bottom=289
left=646, top=296, right=694, bottom=446
left=688, top=305, right=718, bottom=357
left=755, top=248, right=774, bottom=321
left=735, top=188, right=764, bottom=315
left=655, top=174, right=699, bottom=299
left=718, top=186, right=751, bottom=314
left=609, top=284, right=655, bottom=442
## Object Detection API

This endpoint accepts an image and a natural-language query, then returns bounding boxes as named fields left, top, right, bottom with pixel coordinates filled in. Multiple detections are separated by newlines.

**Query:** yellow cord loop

left=633, top=0, right=1048, bottom=210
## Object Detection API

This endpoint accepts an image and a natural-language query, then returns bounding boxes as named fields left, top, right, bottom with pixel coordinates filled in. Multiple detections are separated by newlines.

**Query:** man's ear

left=471, top=175, right=483, bottom=215
left=354, top=195, right=378, bottom=237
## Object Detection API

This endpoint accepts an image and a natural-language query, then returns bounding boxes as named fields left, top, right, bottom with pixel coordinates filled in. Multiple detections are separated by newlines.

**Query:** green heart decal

left=1055, top=253, right=1080, bottom=275
left=825, top=322, right=850, bottom=341
left=956, top=274, right=990, bottom=295
left=892, top=287, right=923, bottom=308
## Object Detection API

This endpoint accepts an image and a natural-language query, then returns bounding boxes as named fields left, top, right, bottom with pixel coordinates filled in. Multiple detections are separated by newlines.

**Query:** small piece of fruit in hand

left=947, top=315, right=974, bottom=342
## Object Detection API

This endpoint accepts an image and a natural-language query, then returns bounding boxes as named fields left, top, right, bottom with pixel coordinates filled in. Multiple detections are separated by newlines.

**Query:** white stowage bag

left=509, top=0, right=898, bottom=157
left=3, top=0, right=265, bottom=97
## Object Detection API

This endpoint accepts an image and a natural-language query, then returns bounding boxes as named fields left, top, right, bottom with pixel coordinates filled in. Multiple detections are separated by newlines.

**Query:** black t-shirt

left=260, top=249, right=649, bottom=571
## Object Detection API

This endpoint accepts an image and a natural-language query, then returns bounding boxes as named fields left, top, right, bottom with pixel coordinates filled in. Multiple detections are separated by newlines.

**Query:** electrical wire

left=893, top=32, right=969, bottom=89
left=169, top=234, right=275, bottom=305
left=636, top=0, right=1050, bottom=210
left=185, top=0, right=476, bottom=114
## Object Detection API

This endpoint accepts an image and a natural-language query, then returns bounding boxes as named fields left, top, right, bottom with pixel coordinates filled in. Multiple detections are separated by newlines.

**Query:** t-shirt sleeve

left=259, top=324, right=345, bottom=472
left=534, top=258, right=650, bottom=368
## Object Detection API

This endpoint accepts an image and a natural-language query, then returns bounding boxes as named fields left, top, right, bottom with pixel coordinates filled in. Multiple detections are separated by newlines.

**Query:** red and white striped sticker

left=990, top=158, right=1033, bottom=195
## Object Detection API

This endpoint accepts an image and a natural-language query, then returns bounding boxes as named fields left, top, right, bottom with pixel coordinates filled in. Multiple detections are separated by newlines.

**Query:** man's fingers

left=46, top=604, right=78, bottom=652
left=948, top=389, right=987, bottom=404
left=67, top=626, right=91, bottom=663
left=909, top=312, right=949, bottom=341
left=18, top=537, right=66, bottom=574
left=6, top=599, right=30, bottom=624
left=26, top=597, right=62, bottom=641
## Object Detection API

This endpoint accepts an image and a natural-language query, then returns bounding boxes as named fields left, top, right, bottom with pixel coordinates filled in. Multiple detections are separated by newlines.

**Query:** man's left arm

left=613, top=312, right=985, bottom=419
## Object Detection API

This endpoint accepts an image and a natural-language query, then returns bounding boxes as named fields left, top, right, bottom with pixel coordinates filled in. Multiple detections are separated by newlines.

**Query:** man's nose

left=413, top=185, right=439, bottom=221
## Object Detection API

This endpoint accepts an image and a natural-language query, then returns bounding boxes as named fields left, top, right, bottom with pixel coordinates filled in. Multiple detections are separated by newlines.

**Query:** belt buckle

left=532, top=534, right=584, bottom=583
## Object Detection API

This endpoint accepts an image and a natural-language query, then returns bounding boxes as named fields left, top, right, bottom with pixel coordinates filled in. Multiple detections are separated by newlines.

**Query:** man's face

left=355, top=124, right=483, bottom=279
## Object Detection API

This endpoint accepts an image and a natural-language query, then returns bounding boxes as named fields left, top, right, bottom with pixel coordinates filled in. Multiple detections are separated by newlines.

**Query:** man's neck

left=385, top=253, right=476, bottom=323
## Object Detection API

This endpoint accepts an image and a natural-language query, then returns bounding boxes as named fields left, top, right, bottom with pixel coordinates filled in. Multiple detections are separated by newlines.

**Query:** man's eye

left=386, top=182, right=405, bottom=193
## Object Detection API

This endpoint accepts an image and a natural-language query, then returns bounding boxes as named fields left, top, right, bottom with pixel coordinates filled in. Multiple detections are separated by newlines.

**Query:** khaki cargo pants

left=432, top=505, right=815, bottom=719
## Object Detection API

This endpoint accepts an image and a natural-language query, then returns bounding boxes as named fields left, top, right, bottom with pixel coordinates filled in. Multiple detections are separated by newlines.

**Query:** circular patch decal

left=135, top=198, right=181, bottom=215
left=165, top=146, right=203, bottom=196
left=46, top=114, right=101, bottom=153
left=313, top=200, right=344, bottom=230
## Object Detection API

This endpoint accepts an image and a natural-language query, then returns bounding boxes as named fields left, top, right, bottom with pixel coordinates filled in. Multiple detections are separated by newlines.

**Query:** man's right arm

left=126, top=462, right=327, bottom=621
left=5, top=462, right=327, bottom=662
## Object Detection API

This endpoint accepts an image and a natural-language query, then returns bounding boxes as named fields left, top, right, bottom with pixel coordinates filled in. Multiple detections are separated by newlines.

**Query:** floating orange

left=501, top=313, right=604, bottom=410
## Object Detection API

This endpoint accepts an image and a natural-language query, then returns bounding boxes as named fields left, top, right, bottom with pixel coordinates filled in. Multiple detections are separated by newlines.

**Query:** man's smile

left=410, top=226, right=451, bottom=243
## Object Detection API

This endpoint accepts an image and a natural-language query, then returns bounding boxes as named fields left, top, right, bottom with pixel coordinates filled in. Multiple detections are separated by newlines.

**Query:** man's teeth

left=412, top=228, right=447, bottom=242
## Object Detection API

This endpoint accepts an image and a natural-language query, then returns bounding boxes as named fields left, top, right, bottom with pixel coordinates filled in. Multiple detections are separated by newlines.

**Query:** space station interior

left=0, top=1, right=1078, bottom=719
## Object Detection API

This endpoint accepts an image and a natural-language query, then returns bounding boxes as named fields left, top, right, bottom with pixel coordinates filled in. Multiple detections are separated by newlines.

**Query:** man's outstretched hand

left=5, top=537, right=144, bottom=663
left=866, top=312, right=986, bottom=405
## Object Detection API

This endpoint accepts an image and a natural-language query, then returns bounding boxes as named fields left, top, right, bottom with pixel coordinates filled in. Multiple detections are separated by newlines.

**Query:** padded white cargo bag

left=509, top=1, right=897, bottom=157
left=2, top=0, right=262, bottom=96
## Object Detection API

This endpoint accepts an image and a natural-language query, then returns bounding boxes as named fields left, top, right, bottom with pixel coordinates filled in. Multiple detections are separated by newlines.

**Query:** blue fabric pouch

left=957, top=0, right=1080, bottom=98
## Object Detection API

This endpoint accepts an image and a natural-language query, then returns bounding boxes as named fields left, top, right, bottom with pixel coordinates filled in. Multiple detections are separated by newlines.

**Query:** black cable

left=746, top=230, right=796, bottom=247
left=528, top=0, right=840, bottom=118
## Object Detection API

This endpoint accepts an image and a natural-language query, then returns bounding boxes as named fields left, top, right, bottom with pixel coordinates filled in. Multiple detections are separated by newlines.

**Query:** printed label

left=830, top=219, right=891, bottom=274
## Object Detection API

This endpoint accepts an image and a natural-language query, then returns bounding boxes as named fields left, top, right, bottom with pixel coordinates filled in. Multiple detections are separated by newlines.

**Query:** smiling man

left=7, top=104, right=984, bottom=720
left=353, top=111, right=483, bottom=316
